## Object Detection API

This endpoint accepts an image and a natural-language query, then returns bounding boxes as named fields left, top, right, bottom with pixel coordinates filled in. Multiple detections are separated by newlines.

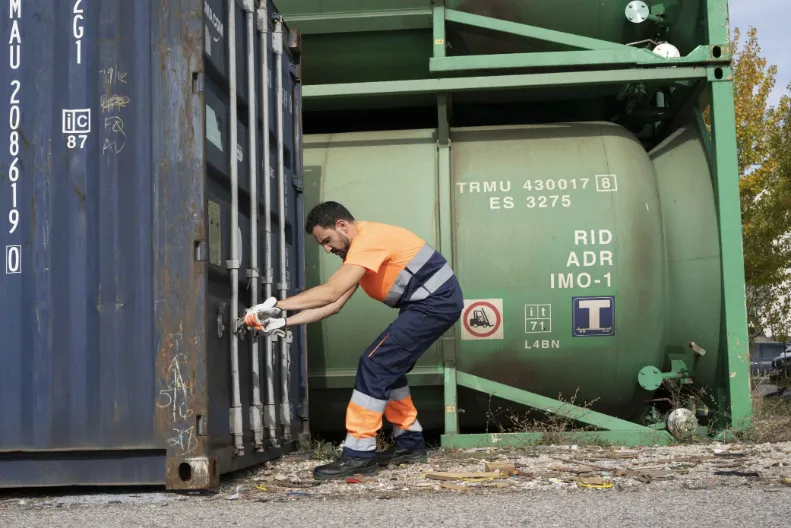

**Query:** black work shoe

left=377, top=446, right=429, bottom=466
left=312, top=455, right=379, bottom=481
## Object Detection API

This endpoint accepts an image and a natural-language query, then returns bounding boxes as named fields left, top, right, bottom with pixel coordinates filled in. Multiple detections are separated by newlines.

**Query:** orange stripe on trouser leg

left=385, top=395, right=419, bottom=431
left=346, top=401, right=383, bottom=440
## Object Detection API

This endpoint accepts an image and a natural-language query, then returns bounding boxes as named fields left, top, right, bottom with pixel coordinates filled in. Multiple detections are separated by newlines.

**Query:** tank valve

left=625, top=2, right=662, bottom=24
left=638, top=359, right=693, bottom=391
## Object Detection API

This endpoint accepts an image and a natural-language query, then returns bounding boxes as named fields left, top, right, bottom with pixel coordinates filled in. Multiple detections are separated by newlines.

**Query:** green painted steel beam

left=308, top=368, right=442, bottom=389
left=704, top=0, right=753, bottom=432
left=283, top=9, right=432, bottom=35
left=433, top=5, right=446, bottom=59
left=303, top=67, right=708, bottom=99
left=707, top=69, right=753, bottom=432
left=444, top=8, right=632, bottom=52
left=441, top=430, right=675, bottom=449
left=456, top=372, right=657, bottom=432
left=429, top=46, right=718, bottom=73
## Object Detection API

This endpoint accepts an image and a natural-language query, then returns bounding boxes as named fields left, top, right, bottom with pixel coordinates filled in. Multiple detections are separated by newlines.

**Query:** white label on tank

left=206, top=105, right=223, bottom=151
left=550, top=229, right=615, bottom=290
left=457, top=176, right=619, bottom=211
left=524, top=304, right=552, bottom=334
left=524, top=340, right=560, bottom=350
left=237, top=143, right=243, bottom=163
left=461, top=299, right=503, bottom=341
left=595, top=174, right=618, bottom=192
left=205, top=25, right=212, bottom=56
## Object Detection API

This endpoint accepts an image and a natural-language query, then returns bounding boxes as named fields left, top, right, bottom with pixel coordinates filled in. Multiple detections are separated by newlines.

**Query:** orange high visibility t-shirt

left=343, top=221, right=426, bottom=303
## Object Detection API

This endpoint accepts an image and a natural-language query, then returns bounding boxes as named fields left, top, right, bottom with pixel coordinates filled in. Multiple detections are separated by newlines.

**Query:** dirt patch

left=195, top=441, right=791, bottom=503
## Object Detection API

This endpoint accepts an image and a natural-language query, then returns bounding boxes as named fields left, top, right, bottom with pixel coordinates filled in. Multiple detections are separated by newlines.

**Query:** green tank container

left=280, top=0, right=752, bottom=444
left=301, top=120, right=723, bottom=434
left=280, top=0, right=707, bottom=86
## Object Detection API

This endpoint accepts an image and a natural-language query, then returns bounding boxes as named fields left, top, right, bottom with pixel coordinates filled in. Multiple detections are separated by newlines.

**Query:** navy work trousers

left=343, top=275, right=464, bottom=458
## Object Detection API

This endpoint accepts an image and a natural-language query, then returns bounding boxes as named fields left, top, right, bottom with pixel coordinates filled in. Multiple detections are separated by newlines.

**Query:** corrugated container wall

left=0, top=0, right=307, bottom=489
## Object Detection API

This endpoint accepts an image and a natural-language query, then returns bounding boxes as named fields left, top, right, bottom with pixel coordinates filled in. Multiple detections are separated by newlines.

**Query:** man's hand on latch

left=242, top=297, right=287, bottom=336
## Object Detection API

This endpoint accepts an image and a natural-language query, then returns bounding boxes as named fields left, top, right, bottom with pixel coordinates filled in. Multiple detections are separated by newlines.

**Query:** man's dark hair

left=305, top=201, right=355, bottom=234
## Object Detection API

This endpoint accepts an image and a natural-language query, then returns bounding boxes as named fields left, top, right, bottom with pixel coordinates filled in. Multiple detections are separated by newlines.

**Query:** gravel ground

left=2, top=441, right=791, bottom=526
left=1, top=488, right=790, bottom=527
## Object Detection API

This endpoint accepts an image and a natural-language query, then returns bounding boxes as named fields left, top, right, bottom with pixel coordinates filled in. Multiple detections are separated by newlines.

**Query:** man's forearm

left=282, top=284, right=358, bottom=326
left=285, top=303, right=339, bottom=326
left=276, top=284, right=341, bottom=311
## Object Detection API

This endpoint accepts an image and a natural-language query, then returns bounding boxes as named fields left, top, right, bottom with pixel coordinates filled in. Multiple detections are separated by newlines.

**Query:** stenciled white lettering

left=7, top=0, right=22, bottom=274
left=73, top=0, right=84, bottom=64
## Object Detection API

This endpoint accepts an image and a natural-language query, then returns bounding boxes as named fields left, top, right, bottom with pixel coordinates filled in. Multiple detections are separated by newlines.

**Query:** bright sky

left=729, top=0, right=789, bottom=108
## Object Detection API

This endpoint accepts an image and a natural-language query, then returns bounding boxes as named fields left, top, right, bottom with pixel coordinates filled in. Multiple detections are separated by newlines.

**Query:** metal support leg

left=436, top=93, right=459, bottom=438
left=708, top=68, right=752, bottom=431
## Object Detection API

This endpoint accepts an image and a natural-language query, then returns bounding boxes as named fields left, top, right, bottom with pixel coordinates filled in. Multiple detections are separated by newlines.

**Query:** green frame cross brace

left=299, top=0, right=752, bottom=447
left=428, top=7, right=731, bottom=73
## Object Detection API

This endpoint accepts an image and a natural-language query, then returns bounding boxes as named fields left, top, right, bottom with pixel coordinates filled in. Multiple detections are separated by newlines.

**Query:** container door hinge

left=217, top=302, right=227, bottom=339
left=197, top=415, right=208, bottom=436
left=193, top=72, right=205, bottom=94
left=256, top=6, right=268, bottom=32
left=262, top=268, right=274, bottom=286
left=194, top=240, right=208, bottom=262
left=246, top=268, right=259, bottom=291
left=292, top=176, right=303, bottom=193
left=297, top=402, right=309, bottom=420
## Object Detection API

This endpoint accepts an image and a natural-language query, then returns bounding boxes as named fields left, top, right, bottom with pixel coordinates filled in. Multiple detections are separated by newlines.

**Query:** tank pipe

left=227, top=0, right=244, bottom=457
left=258, top=0, right=279, bottom=448
left=273, top=17, right=292, bottom=443
left=243, top=0, right=264, bottom=452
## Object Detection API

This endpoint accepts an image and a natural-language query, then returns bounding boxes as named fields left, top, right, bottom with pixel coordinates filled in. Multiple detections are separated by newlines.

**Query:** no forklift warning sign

left=461, top=299, right=504, bottom=340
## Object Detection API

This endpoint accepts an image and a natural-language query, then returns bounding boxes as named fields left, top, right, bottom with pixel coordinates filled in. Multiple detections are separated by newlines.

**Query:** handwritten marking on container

left=157, top=354, right=194, bottom=423
left=98, top=66, right=127, bottom=85
left=168, top=426, right=198, bottom=455
left=7, top=0, right=22, bottom=273
left=99, top=71, right=130, bottom=156
left=100, top=95, right=131, bottom=113
left=73, top=0, right=84, bottom=64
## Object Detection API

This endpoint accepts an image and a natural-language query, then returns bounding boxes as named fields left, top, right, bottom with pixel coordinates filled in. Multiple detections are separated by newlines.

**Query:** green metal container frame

left=294, top=1, right=752, bottom=447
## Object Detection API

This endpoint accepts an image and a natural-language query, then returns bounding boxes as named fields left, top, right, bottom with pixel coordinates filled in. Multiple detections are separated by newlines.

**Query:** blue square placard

left=572, top=296, right=615, bottom=337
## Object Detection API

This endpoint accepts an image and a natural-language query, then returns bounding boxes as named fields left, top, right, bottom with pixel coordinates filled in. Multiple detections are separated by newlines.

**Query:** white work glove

left=243, top=297, right=286, bottom=332
left=259, top=317, right=287, bottom=336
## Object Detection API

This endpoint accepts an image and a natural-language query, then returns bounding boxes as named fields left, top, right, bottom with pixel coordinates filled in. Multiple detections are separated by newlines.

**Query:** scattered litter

left=440, top=483, right=470, bottom=492
left=714, top=471, right=760, bottom=477
left=286, top=492, right=308, bottom=498
left=484, top=462, right=517, bottom=473
left=577, top=478, right=613, bottom=489
left=424, top=471, right=504, bottom=481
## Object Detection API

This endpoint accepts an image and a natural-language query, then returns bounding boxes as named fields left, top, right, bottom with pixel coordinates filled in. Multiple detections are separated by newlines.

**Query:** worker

left=243, top=201, right=463, bottom=480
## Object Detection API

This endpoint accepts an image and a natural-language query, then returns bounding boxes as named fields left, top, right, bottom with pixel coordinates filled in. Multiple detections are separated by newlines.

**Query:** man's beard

left=332, top=234, right=351, bottom=260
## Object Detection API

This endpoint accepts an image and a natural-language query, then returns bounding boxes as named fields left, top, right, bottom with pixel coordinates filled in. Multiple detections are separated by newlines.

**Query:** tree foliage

left=727, top=27, right=791, bottom=343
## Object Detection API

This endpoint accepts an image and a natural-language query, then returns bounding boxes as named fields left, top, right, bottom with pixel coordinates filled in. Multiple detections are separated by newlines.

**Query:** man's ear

left=336, top=219, right=348, bottom=233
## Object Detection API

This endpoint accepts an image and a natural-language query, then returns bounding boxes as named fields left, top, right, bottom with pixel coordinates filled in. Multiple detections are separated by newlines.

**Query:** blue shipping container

left=0, top=0, right=307, bottom=489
